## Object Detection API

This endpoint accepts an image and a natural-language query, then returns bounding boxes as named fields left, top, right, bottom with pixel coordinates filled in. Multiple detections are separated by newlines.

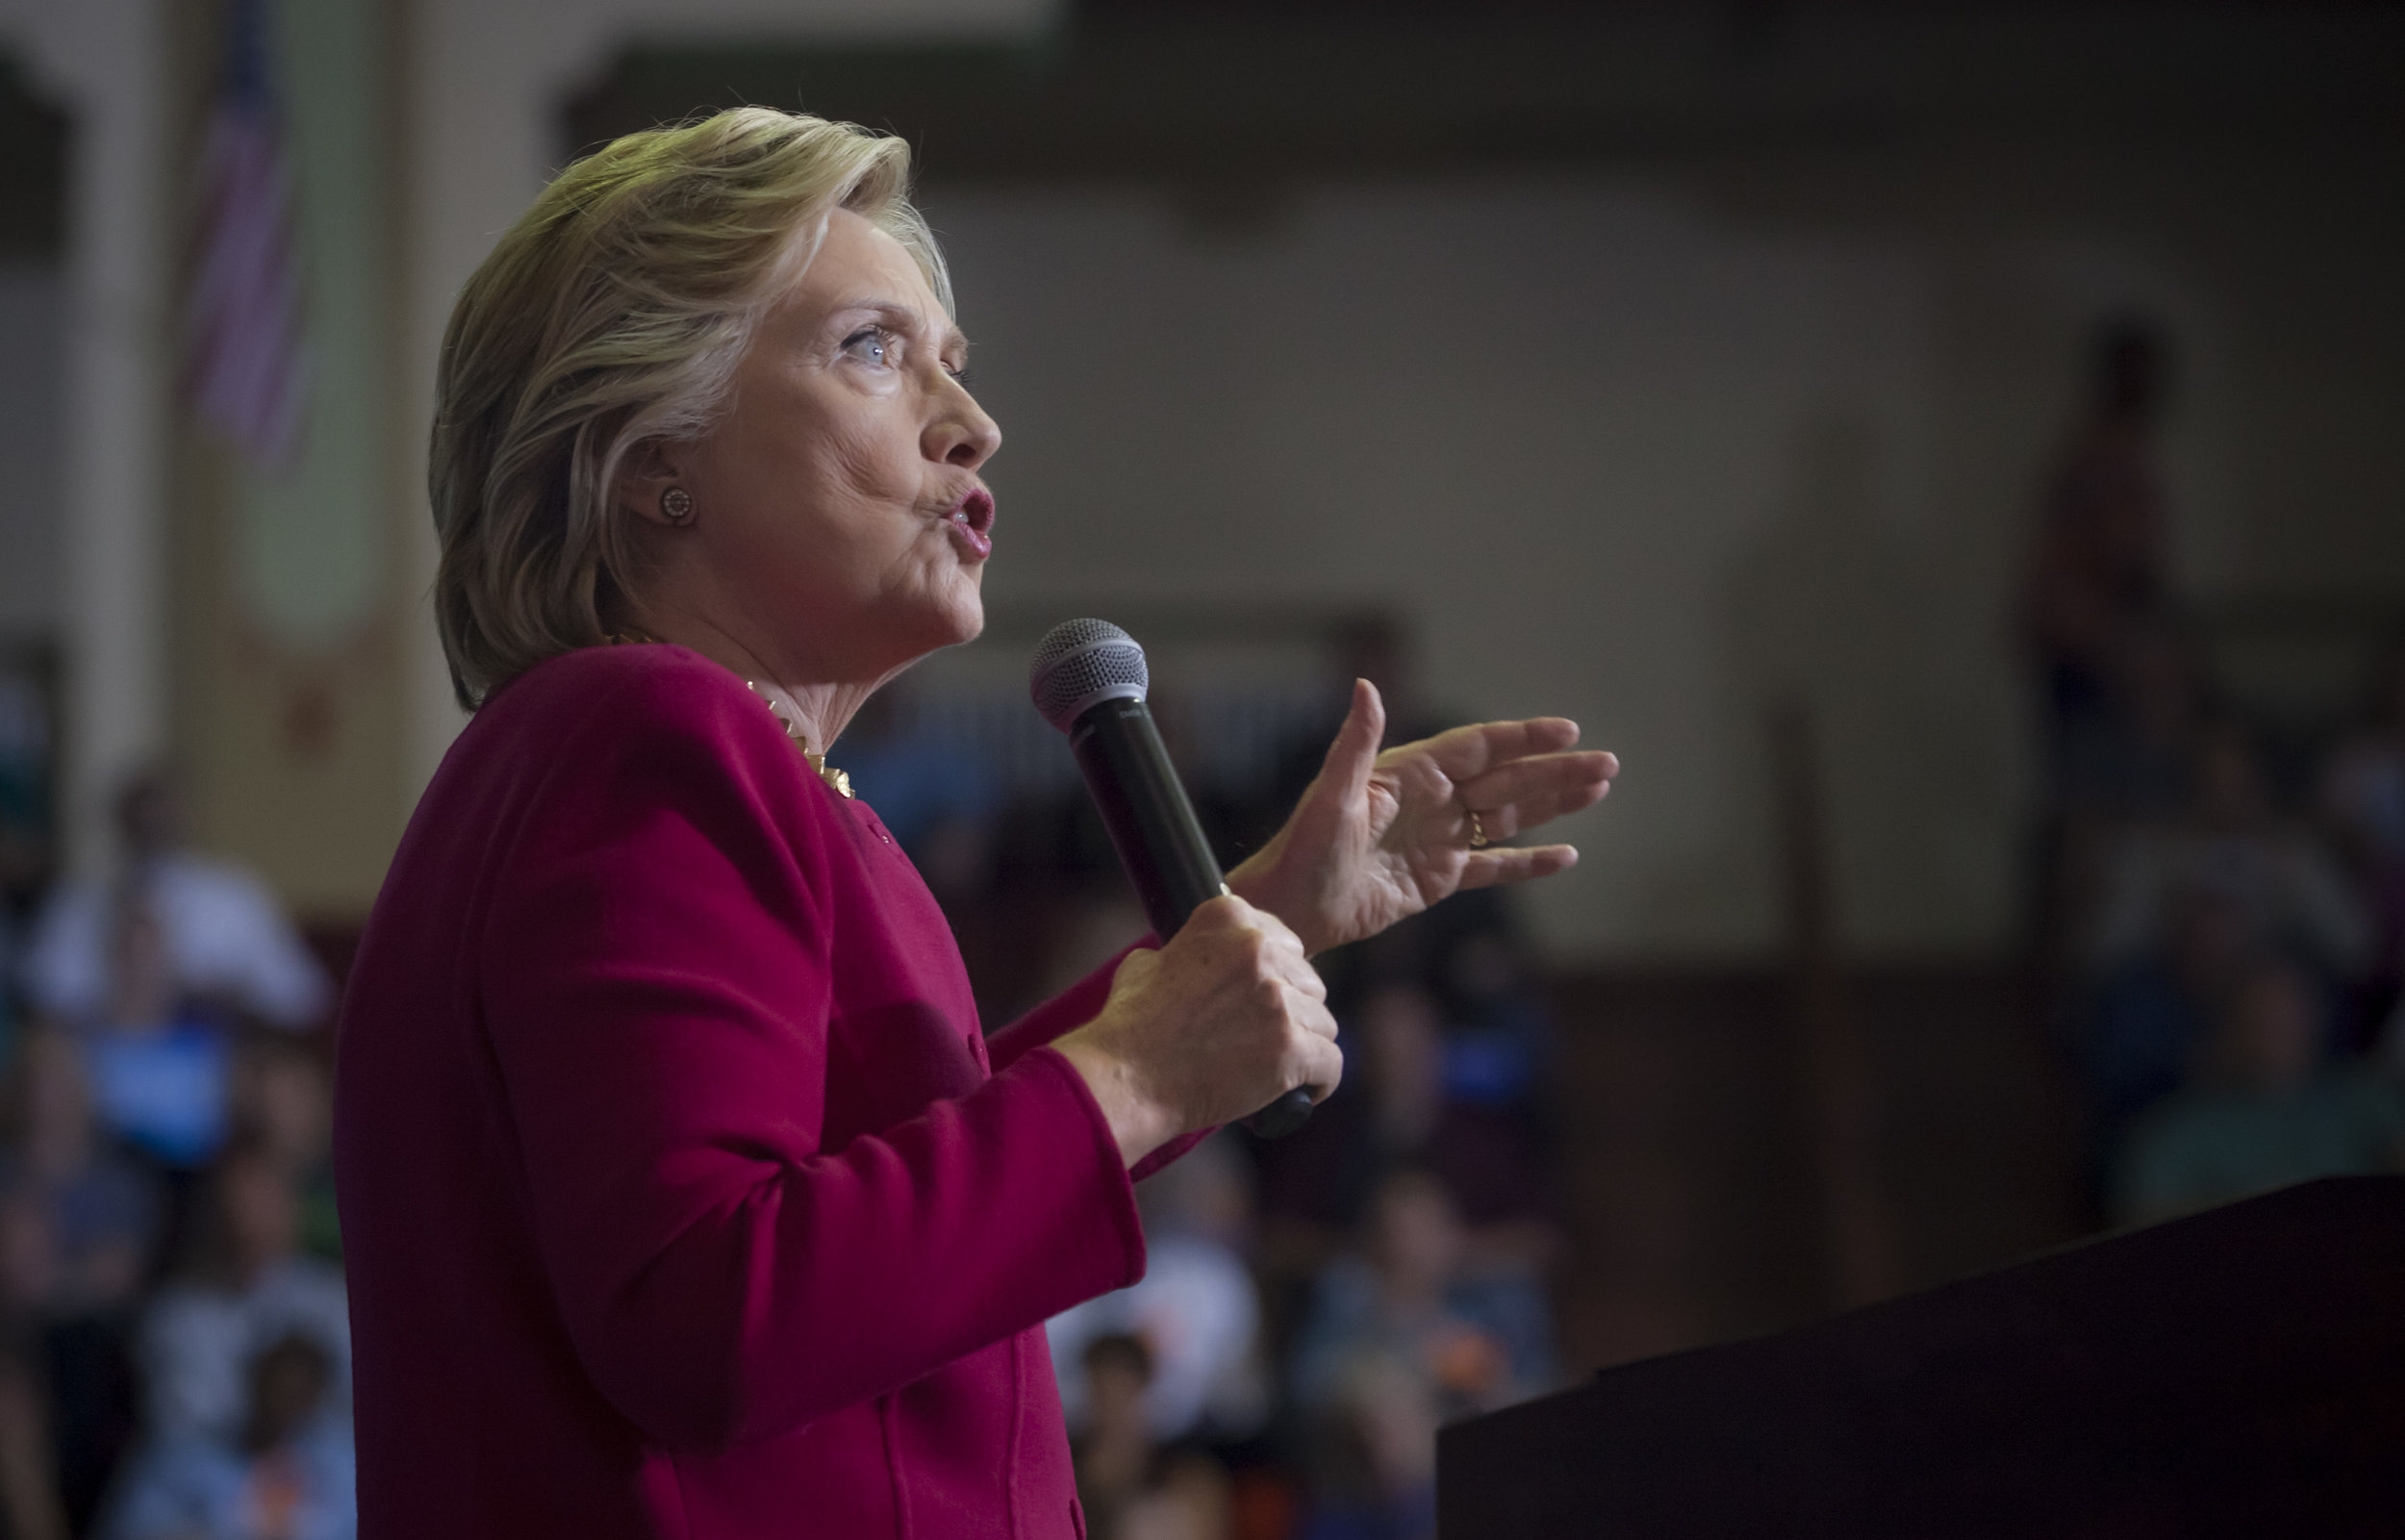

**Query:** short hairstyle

left=429, top=108, right=951, bottom=709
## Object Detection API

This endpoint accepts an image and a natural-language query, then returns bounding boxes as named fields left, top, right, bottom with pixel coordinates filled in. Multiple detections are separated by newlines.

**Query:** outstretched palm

left=1228, top=679, right=1618, bottom=956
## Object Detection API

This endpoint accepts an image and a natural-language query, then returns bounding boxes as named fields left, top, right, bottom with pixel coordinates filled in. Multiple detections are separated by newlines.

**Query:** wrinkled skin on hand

left=1228, top=679, right=1620, bottom=957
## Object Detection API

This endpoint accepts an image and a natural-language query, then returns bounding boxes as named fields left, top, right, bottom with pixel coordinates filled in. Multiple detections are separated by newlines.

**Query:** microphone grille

left=1028, top=619, right=1149, bottom=734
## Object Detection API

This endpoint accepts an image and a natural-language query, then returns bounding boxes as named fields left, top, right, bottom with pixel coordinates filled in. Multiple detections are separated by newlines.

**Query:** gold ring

left=1465, top=804, right=1489, bottom=849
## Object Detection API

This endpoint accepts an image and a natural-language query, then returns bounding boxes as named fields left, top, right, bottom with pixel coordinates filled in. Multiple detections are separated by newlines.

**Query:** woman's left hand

left=1227, top=679, right=1619, bottom=956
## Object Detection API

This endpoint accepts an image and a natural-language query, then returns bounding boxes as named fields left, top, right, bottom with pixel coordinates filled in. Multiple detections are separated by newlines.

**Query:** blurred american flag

left=186, top=0, right=307, bottom=466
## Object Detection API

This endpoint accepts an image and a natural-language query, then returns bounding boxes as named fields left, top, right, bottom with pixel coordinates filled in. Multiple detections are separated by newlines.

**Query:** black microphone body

left=1031, top=620, right=1317, bottom=1139
left=1068, top=698, right=1228, bottom=942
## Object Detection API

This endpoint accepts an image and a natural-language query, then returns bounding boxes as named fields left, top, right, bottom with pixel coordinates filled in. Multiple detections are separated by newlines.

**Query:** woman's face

left=653, top=208, right=1001, bottom=686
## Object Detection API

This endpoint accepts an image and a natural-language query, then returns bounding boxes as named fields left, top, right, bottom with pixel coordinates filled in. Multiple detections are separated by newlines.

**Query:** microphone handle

left=1069, top=698, right=1317, bottom=1139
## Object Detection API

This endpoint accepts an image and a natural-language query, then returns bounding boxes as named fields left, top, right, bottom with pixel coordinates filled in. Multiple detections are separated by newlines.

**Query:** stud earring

left=660, top=486, right=695, bottom=524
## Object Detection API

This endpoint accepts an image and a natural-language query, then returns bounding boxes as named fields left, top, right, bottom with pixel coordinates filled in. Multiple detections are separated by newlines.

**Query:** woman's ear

left=618, top=439, right=693, bottom=529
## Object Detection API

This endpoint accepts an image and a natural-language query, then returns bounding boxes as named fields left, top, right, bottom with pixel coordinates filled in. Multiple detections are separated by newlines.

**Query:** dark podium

left=1438, top=1176, right=2405, bottom=1538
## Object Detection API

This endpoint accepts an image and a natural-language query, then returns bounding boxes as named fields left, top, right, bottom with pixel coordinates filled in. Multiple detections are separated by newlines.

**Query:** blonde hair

left=429, top=108, right=951, bottom=709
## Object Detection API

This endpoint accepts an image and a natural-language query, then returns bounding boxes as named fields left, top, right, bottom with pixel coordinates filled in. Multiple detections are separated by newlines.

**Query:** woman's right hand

left=1053, top=895, right=1343, bottom=1168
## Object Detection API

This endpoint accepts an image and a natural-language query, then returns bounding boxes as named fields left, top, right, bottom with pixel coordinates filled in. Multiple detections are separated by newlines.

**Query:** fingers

left=1181, top=893, right=1253, bottom=934
left=1292, top=1023, right=1345, bottom=1104
left=1316, top=678, right=1387, bottom=793
left=1456, top=749, right=1617, bottom=810
left=1455, top=844, right=1580, bottom=890
left=1107, top=943, right=1161, bottom=992
left=1400, top=717, right=1583, bottom=781
left=1182, top=894, right=1317, bottom=990
left=1078, top=893, right=1344, bottom=1150
left=1454, top=752, right=1616, bottom=840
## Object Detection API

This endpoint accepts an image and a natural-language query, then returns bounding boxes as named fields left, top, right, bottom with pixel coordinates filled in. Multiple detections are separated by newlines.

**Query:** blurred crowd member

left=19, top=772, right=328, bottom=1035
left=139, top=1142, right=348, bottom=1448
left=1291, top=1169, right=1554, bottom=1430
left=2055, top=621, right=2210, bottom=827
left=0, top=1192, right=69, bottom=1540
left=0, top=906, right=16, bottom=1051
left=18, top=773, right=329, bottom=1192
left=4, top=1031, right=161, bottom=1317
left=1430, top=930, right=1553, bottom=1115
left=1117, top=1452, right=1233, bottom=1540
left=1264, top=980, right=1559, bottom=1275
left=73, top=902, right=234, bottom=1173
left=1051, top=1133, right=1267, bottom=1444
left=1073, top=1333, right=1157, bottom=1540
left=2111, top=962, right=2405, bottom=1227
left=99, top=1333, right=355, bottom=1540
left=2020, top=320, right=2178, bottom=782
left=826, top=687, right=1000, bottom=904
left=2085, top=724, right=2369, bottom=983
left=1297, top=1351, right=1436, bottom=1540
left=1, top=1030, right=159, bottom=1527
left=227, top=1039, right=339, bottom=1264
left=2319, top=643, right=2405, bottom=1030
left=2074, top=886, right=2257, bottom=1170
left=1071, top=1332, right=1234, bottom=1540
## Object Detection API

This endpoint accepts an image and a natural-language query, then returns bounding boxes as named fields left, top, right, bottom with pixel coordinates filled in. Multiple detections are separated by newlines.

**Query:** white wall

left=915, top=146, right=2405, bottom=964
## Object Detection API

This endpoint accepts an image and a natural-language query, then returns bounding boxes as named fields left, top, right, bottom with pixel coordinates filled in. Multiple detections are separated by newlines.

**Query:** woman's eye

left=840, top=327, right=891, bottom=366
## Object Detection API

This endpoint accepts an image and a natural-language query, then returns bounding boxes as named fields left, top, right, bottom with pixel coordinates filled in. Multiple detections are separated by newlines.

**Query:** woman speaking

left=334, top=109, right=1614, bottom=1539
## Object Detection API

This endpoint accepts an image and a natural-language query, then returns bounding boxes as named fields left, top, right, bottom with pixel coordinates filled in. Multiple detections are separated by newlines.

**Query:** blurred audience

left=138, top=1141, right=347, bottom=1449
left=2111, top=961, right=2405, bottom=1226
left=1070, top=1331, right=1236, bottom=1540
left=1430, top=931, right=1552, bottom=1115
left=1258, top=966, right=1560, bottom=1277
left=2010, top=316, right=2405, bottom=1242
left=2319, top=642, right=2405, bottom=1032
left=2058, top=684, right=2385, bottom=1223
left=1072, top=1332, right=1155, bottom=1540
left=2074, top=886, right=2254, bottom=1166
left=20, top=773, right=327, bottom=1038
left=1290, top=1168, right=1554, bottom=1429
left=98, top=1333, right=354, bottom=1540
left=828, top=687, right=1001, bottom=905
left=0, top=1031, right=159, bottom=1530
left=3, top=1033, right=161, bottom=1322
left=2054, top=620, right=2210, bottom=828
left=2083, top=723, right=2369, bottom=982
left=2021, top=319, right=2178, bottom=793
left=1294, top=1351, right=1437, bottom=1540
left=225, top=1041, right=338, bottom=1266
left=1116, top=1452, right=1234, bottom=1540
left=15, top=773, right=329, bottom=1196
left=0, top=1187, right=70, bottom=1540
left=0, top=976, right=348, bottom=1536
left=72, top=903, right=233, bottom=1174
left=1051, top=1134, right=1267, bottom=1445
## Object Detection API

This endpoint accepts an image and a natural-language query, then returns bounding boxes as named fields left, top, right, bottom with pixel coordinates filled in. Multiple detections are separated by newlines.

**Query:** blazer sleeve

left=478, top=676, right=1146, bottom=1453
left=987, top=944, right=1215, bottom=1185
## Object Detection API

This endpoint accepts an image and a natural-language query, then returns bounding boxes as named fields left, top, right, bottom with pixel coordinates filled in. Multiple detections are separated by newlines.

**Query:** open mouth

left=946, top=490, right=996, bottom=559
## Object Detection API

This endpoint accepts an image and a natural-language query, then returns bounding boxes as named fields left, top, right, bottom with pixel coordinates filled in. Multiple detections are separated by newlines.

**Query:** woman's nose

left=926, top=382, right=1001, bottom=469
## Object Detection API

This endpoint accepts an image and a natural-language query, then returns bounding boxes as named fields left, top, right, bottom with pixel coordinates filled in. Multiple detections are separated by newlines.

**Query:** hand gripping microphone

left=1028, top=619, right=1317, bottom=1139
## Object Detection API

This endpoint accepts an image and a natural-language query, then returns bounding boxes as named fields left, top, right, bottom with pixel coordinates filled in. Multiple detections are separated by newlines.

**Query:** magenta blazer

left=335, top=645, right=1187, bottom=1538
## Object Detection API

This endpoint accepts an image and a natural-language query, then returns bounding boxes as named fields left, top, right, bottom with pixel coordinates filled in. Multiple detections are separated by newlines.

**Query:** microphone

left=1029, top=619, right=1317, bottom=1139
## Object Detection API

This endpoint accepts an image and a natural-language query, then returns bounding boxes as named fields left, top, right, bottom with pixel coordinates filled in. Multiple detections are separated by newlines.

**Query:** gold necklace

left=604, top=630, right=852, bottom=797
left=746, top=681, right=853, bottom=799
